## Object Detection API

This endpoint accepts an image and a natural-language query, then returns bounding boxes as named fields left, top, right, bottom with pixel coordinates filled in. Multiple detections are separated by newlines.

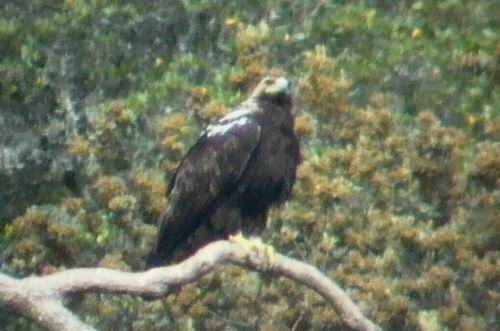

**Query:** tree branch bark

left=0, top=240, right=382, bottom=331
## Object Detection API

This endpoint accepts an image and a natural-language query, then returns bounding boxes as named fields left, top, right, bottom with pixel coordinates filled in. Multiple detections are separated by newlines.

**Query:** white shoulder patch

left=219, top=108, right=253, bottom=123
left=206, top=117, right=250, bottom=137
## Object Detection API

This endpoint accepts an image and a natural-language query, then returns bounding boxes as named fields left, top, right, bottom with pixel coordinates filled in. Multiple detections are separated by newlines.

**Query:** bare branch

left=0, top=241, right=381, bottom=331
left=0, top=274, right=95, bottom=331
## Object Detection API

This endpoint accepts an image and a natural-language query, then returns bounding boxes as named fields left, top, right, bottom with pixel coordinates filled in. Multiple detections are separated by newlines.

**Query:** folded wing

left=147, top=115, right=261, bottom=267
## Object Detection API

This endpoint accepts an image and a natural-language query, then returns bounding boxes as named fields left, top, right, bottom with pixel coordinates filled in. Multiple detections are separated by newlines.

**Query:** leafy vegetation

left=1, top=1, right=499, bottom=330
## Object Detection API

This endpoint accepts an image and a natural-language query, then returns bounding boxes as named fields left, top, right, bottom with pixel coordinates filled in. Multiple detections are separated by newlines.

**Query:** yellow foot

left=229, top=232, right=278, bottom=268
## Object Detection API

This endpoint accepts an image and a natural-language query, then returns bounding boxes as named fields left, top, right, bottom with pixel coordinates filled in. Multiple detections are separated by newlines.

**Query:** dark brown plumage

left=147, top=76, right=300, bottom=267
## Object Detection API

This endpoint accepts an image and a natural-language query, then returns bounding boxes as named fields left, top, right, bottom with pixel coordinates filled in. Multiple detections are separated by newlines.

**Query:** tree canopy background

left=0, top=1, right=498, bottom=330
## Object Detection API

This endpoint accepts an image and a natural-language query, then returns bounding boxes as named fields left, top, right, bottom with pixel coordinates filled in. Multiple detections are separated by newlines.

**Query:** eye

left=264, top=79, right=274, bottom=85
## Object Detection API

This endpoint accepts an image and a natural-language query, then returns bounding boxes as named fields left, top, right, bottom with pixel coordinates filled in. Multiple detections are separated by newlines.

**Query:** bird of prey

left=147, top=76, right=300, bottom=267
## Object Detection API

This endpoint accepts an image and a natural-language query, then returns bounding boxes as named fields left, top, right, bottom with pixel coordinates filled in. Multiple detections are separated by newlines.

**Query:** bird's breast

left=234, top=126, right=299, bottom=211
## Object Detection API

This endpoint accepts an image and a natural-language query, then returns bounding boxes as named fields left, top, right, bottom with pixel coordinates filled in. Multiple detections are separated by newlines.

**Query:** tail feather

left=146, top=219, right=182, bottom=268
left=145, top=248, right=175, bottom=269
left=146, top=210, right=199, bottom=269
left=146, top=205, right=216, bottom=269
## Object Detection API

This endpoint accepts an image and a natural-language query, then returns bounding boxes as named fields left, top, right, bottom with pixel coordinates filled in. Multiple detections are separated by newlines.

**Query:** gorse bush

left=1, top=1, right=498, bottom=330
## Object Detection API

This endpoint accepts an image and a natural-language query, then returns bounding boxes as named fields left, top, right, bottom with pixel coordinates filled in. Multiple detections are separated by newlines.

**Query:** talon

left=229, top=233, right=277, bottom=267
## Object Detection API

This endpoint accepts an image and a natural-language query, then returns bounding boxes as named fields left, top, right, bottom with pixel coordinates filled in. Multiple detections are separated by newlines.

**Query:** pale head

left=250, top=76, right=293, bottom=107
left=251, top=76, right=291, bottom=97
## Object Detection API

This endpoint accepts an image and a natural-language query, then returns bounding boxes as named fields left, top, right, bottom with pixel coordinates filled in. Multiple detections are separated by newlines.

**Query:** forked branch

left=0, top=241, right=381, bottom=331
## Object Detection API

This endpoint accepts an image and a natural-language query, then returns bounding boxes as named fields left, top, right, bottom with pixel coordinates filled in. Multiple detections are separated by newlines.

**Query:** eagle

left=146, top=76, right=300, bottom=267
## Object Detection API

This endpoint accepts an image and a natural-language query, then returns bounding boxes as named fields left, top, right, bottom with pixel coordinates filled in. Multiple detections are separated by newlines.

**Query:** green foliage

left=1, top=1, right=499, bottom=330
